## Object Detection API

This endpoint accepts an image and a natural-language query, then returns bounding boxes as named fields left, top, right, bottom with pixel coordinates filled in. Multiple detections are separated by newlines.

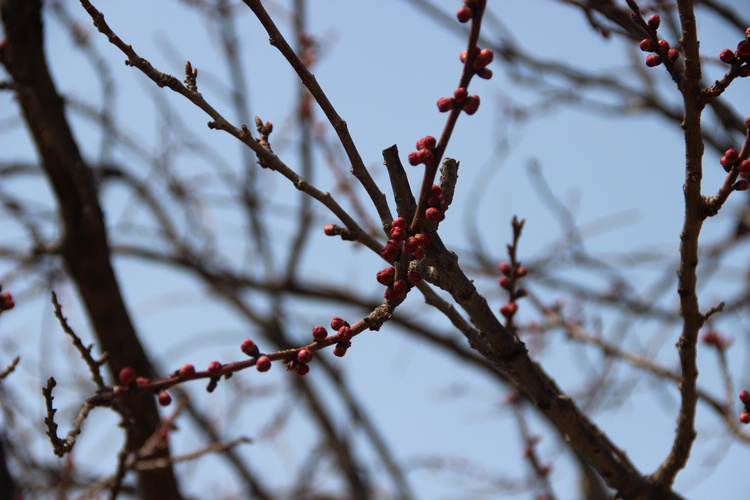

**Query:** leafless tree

left=1, top=0, right=750, bottom=499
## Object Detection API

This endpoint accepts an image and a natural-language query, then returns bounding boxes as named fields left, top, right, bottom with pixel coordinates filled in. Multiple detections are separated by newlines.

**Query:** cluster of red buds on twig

left=638, top=15, right=680, bottom=67
left=498, top=217, right=527, bottom=326
left=718, top=28, right=750, bottom=77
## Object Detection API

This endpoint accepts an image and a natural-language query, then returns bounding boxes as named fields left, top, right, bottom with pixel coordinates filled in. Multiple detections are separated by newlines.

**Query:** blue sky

left=2, top=1, right=750, bottom=498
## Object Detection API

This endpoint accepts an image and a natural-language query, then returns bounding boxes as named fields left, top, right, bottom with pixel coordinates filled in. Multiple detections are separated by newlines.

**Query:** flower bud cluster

left=437, top=88, right=480, bottom=115
left=498, top=261, right=528, bottom=320
left=637, top=16, right=680, bottom=67
left=456, top=0, right=479, bottom=23
left=408, top=136, right=436, bottom=166
left=719, top=143, right=750, bottom=189
left=718, top=28, right=750, bottom=77
left=380, top=217, right=432, bottom=265
left=377, top=217, right=432, bottom=300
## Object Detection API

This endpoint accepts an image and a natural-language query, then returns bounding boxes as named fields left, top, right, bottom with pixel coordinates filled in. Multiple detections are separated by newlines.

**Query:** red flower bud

left=425, top=207, right=443, bottom=222
left=422, top=136, right=437, bottom=150
left=412, top=247, right=425, bottom=260
left=419, top=149, right=434, bottom=165
left=516, top=266, right=528, bottom=278
left=390, top=226, right=407, bottom=241
left=456, top=6, right=472, bottom=23
left=499, top=262, right=512, bottom=275
left=437, top=97, right=454, bottom=112
left=735, top=180, right=749, bottom=191
left=408, top=152, right=421, bottom=166
left=331, top=316, right=347, bottom=330
left=498, top=276, right=511, bottom=289
left=740, top=411, right=750, bottom=424
left=297, top=349, right=313, bottom=364
left=136, top=377, right=150, bottom=387
left=500, top=302, right=518, bottom=318
left=473, top=48, right=494, bottom=69
left=668, top=49, right=679, bottom=62
left=725, top=148, right=740, bottom=163
left=392, top=217, right=407, bottom=229
left=324, top=224, right=336, bottom=236
left=454, top=87, right=468, bottom=103
left=407, top=271, right=422, bottom=285
left=658, top=40, right=669, bottom=51
left=208, top=361, right=223, bottom=375
left=476, top=68, right=493, bottom=79
left=158, top=391, right=172, bottom=406
left=415, top=233, right=431, bottom=247
left=393, top=280, right=407, bottom=296
left=460, top=50, right=468, bottom=63
left=376, top=266, right=396, bottom=285
left=338, top=325, right=353, bottom=342
left=648, top=14, right=660, bottom=30
left=740, top=390, right=750, bottom=404
left=380, top=242, right=400, bottom=261
left=740, top=160, right=750, bottom=177
left=645, top=54, right=662, bottom=67
left=295, top=363, right=310, bottom=376
left=179, top=363, right=196, bottom=379
left=738, top=40, right=750, bottom=57
left=463, top=95, right=480, bottom=115
left=256, top=355, right=271, bottom=372
left=720, top=49, right=735, bottom=64
left=241, top=339, right=259, bottom=357
left=312, top=325, right=327, bottom=340
left=404, top=237, right=421, bottom=254
left=119, top=366, right=136, bottom=386
left=333, top=342, right=348, bottom=357
left=639, top=39, right=654, bottom=52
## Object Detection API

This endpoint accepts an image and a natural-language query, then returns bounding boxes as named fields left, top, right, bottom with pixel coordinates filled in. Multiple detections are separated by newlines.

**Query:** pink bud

left=425, top=207, right=443, bottom=222
left=380, top=242, right=400, bottom=261
left=437, top=97, right=454, bottom=112
left=393, top=280, right=407, bottom=296
left=739, top=160, right=750, bottom=177
left=415, top=233, right=431, bottom=247
left=390, top=226, right=407, bottom=241
left=376, top=266, right=396, bottom=285
left=324, top=224, right=336, bottom=236
left=241, top=339, right=259, bottom=357
left=256, top=355, right=271, bottom=372
left=404, top=237, right=421, bottom=254
left=297, top=349, right=313, bottom=364
left=338, top=325, right=353, bottom=342
left=648, top=14, right=660, bottom=30
left=179, top=363, right=196, bottom=379
left=456, top=6, right=472, bottom=23
left=312, top=325, right=327, bottom=340
left=473, top=48, right=494, bottom=69
left=333, top=342, right=348, bottom=357
left=454, top=87, right=468, bottom=103
left=500, top=302, right=518, bottom=318
left=658, top=40, right=669, bottom=51
left=476, top=68, right=493, bottom=79
left=208, top=361, right=223, bottom=375
left=516, top=266, right=528, bottom=278
left=668, top=49, right=679, bottom=62
left=384, top=286, right=398, bottom=301
left=740, top=390, right=750, bottom=404
left=460, top=50, right=467, bottom=63
left=119, top=366, right=136, bottom=386
left=735, top=180, right=749, bottom=191
left=419, top=149, right=434, bottom=165
left=408, top=152, right=421, bottom=166
left=645, top=54, right=662, bottom=67
left=720, top=49, right=735, bottom=64
left=639, top=39, right=654, bottom=52
left=407, top=271, right=422, bottom=285
left=158, top=391, right=172, bottom=406
left=463, top=95, right=480, bottom=115
left=422, top=136, right=437, bottom=150
left=725, top=148, right=739, bottom=163
left=499, top=262, right=512, bottom=275
left=498, top=276, right=511, bottom=289
left=740, top=411, right=750, bottom=424
left=392, top=217, right=407, bottom=229
left=331, top=316, right=347, bottom=330
left=136, top=377, right=150, bottom=387
left=295, top=363, right=310, bottom=376
left=738, top=40, right=750, bottom=57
